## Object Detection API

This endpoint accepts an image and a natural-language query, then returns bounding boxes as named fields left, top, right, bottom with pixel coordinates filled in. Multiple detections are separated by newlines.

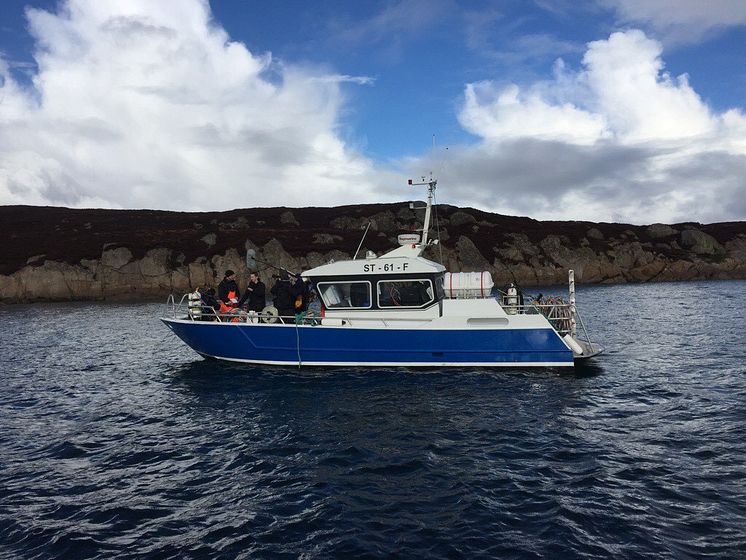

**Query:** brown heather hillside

left=0, top=203, right=744, bottom=302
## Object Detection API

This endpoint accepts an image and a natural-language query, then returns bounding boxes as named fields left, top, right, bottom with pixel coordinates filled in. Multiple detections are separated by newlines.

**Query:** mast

left=408, top=175, right=437, bottom=248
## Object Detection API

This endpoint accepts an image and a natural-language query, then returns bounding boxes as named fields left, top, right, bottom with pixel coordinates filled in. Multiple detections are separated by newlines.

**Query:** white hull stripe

left=197, top=353, right=574, bottom=368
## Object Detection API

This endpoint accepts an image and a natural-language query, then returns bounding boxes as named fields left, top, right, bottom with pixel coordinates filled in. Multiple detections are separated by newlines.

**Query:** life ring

left=260, top=305, right=279, bottom=324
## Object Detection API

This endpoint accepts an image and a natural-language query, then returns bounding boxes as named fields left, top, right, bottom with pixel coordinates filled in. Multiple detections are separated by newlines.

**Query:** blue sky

left=1, top=0, right=746, bottom=224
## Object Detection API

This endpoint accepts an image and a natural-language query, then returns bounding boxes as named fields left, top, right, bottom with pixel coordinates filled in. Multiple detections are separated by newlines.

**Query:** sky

left=1, top=0, right=745, bottom=224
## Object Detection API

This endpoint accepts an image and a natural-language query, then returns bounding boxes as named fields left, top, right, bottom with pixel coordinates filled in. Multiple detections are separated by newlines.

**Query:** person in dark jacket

left=217, top=270, right=241, bottom=306
left=271, top=271, right=295, bottom=321
left=238, top=272, right=266, bottom=312
left=290, top=274, right=311, bottom=313
left=200, top=287, right=220, bottom=320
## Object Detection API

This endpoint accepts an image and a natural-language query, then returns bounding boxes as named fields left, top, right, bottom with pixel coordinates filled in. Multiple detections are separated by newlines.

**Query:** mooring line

left=295, top=320, right=302, bottom=369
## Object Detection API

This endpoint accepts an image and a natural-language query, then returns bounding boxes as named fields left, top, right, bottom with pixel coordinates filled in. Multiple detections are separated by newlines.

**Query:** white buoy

left=563, top=334, right=583, bottom=355
left=568, top=270, right=577, bottom=338
left=506, top=284, right=518, bottom=315
left=188, top=290, right=202, bottom=320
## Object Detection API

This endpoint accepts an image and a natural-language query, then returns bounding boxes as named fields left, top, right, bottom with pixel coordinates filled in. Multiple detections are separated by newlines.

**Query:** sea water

left=1, top=281, right=745, bottom=558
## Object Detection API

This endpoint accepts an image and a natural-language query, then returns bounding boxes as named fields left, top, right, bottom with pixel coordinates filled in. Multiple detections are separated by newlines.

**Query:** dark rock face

left=449, top=211, right=477, bottom=228
left=0, top=204, right=744, bottom=302
left=647, top=223, right=678, bottom=239
left=680, top=229, right=723, bottom=256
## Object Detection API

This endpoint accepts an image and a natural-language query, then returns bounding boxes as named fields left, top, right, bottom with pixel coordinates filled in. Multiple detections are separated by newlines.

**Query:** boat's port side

left=163, top=289, right=584, bottom=365
left=161, top=176, right=602, bottom=368
left=161, top=317, right=575, bottom=367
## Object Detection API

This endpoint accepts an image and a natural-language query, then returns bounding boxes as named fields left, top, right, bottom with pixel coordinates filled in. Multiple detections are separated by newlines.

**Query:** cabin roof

left=303, top=254, right=445, bottom=278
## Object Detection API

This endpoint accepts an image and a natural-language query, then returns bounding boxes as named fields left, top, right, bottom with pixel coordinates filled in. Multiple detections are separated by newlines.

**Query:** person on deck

left=271, top=271, right=295, bottom=321
left=290, top=273, right=311, bottom=314
left=199, top=287, right=220, bottom=320
left=238, top=272, right=266, bottom=312
left=217, top=270, right=241, bottom=307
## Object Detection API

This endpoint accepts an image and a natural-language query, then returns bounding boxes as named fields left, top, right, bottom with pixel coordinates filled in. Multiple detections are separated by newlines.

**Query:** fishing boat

left=161, top=177, right=603, bottom=367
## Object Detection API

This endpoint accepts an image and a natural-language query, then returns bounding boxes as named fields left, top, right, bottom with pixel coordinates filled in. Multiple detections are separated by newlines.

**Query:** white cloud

left=0, top=0, right=388, bottom=210
left=459, top=80, right=609, bottom=146
left=603, top=0, right=746, bottom=44
left=440, top=29, right=746, bottom=223
left=582, top=31, right=714, bottom=141
left=1, top=2, right=744, bottom=226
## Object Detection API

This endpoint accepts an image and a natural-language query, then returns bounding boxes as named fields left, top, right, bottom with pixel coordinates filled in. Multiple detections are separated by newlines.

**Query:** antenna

left=246, top=249, right=299, bottom=277
left=431, top=139, right=448, bottom=264
left=437, top=146, right=448, bottom=177
left=353, top=222, right=372, bottom=260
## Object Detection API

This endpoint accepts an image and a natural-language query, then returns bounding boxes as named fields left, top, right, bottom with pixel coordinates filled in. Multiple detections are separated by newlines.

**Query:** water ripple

left=1, top=283, right=746, bottom=558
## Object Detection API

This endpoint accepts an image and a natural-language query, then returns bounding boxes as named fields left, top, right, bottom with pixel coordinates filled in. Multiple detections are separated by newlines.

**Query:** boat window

left=377, top=279, right=434, bottom=308
left=317, top=281, right=372, bottom=309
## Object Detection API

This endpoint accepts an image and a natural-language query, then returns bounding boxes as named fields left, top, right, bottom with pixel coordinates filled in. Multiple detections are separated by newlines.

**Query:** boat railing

left=163, top=293, right=243, bottom=324
left=506, top=301, right=595, bottom=343
left=164, top=292, right=593, bottom=341
left=164, top=293, right=190, bottom=319
left=163, top=293, right=323, bottom=325
left=501, top=300, right=574, bottom=335
left=193, top=309, right=322, bottom=325
left=533, top=303, right=573, bottom=335
left=573, top=307, right=596, bottom=349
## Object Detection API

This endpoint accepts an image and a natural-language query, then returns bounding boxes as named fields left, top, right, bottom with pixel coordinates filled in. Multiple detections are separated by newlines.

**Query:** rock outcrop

left=0, top=204, right=744, bottom=303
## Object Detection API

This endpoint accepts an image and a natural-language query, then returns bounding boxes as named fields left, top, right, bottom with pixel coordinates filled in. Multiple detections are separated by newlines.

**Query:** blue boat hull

left=161, top=319, right=574, bottom=367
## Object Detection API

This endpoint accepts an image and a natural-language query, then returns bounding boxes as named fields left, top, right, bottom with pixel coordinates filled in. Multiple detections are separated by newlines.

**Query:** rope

left=295, top=321, right=302, bottom=369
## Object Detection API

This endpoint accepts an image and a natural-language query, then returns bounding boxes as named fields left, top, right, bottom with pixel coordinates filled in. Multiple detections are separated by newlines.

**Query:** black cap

left=225, top=269, right=235, bottom=277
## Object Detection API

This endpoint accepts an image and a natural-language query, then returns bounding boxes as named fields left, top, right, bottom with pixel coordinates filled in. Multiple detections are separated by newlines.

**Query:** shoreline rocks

left=1, top=204, right=744, bottom=303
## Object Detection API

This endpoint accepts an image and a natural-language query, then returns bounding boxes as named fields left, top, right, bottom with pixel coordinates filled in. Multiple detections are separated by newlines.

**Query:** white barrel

left=188, top=290, right=202, bottom=319
left=443, top=272, right=494, bottom=298
left=563, top=334, right=584, bottom=355
left=506, top=286, right=518, bottom=315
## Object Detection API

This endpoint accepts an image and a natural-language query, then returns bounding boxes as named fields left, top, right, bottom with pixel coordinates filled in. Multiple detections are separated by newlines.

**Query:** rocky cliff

left=1, top=204, right=744, bottom=303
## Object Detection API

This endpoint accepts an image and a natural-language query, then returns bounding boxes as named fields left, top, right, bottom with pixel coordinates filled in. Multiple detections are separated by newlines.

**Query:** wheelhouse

left=311, top=272, right=445, bottom=312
